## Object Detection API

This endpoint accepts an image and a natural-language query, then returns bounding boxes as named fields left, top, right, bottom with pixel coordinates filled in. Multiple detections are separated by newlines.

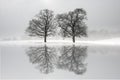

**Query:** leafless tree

left=26, top=9, right=56, bottom=42
left=56, top=8, right=87, bottom=42
left=57, top=45, right=87, bottom=74
left=26, top=45, right=56, bottom=74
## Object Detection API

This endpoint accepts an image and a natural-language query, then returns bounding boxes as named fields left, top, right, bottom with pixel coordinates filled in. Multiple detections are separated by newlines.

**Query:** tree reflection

left=57, top=45, right=87, bottom=75
left=26, top=44, right=56, bottom=74
left=26, top=44, right=88, bottom=75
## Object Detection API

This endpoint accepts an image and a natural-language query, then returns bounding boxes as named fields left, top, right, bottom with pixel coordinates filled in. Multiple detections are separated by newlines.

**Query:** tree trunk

left=44, top=26, right=47, bottom=43
left=72, top=26, right=75, bottom=43
left=73, top=35, right=75, bottom=43
left=44, top=35, right=46, bottom=42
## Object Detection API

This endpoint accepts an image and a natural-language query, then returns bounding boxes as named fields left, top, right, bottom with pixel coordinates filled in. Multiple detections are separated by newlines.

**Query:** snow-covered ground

left=0, top=38, right=120, bottom=46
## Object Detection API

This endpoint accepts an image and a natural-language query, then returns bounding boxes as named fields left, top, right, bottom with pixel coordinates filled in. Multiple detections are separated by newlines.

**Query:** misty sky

left=0, top=0, right=120, bottom=38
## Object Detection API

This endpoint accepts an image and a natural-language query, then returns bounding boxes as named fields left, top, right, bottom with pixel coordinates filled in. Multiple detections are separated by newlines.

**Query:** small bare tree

left=26, top=9, right=55, bottom=42
left=56, top=8, right=87, bottom=43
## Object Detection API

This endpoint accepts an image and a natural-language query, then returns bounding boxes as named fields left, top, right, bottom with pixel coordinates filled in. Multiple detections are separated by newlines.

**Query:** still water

left=0, top=44, right=120, bottom=79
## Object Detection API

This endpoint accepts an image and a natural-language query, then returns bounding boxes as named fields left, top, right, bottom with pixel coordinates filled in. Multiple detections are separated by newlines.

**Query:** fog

left=0, top=0, right=120, bottom=38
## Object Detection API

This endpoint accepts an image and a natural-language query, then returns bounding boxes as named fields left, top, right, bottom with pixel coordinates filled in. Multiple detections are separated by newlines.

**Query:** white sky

left=0, top=0, right=120, bottom=38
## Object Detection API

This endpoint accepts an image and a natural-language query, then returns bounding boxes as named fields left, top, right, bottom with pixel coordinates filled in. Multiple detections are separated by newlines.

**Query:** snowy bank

left=0, top=38, right=120, bottom=46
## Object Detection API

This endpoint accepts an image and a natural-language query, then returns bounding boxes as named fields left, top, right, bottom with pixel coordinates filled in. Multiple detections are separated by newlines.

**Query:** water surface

left=0, top=44, right=120, bottom=79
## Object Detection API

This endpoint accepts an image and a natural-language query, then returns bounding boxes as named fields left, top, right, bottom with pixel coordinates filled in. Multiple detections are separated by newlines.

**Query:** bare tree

left=26, top=45, right=57, bottom=74
left=26, top=44, right=87, bottom=74
left=26, top=9, right=56, bottom=42
left=56, top=8, right=87, bottom=42
left=57, top=45, right=87, bottom=74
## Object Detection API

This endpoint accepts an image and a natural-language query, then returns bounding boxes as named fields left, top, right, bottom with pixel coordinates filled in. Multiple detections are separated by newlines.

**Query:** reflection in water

left=26, top=45, right=56, bottom=74
left=58, top=45, right=87, bottom=74
left=26, top=44, right=87, bottom=75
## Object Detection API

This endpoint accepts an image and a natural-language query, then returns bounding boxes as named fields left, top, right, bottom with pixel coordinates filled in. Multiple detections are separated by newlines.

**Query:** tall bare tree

left=26, top=9, right=55, bottom=42
left=26, top=45, right=57, bottom=74
left=57, top=45, right=87, bottom=74
left=56, top=8, right=87, bottom=42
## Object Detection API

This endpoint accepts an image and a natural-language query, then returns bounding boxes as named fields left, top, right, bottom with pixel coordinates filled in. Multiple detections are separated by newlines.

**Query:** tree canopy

left=26, top=8, right=87, bottom=43
left=56, top=8, right=87, bottom=42
left=26, top=9, right=56, bottom=42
